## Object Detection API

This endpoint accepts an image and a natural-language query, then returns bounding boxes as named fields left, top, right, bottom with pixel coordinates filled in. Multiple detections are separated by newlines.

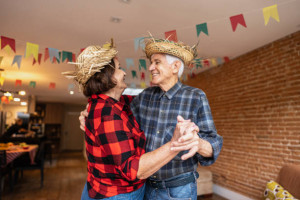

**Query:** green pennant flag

left=196, top=23, right=209, bottom=36
left=56, top=52, right=61, bottom=63
left=62, top=51, right=73, bottom=62
left=29, top=81, right=36, bottom=88
left=139, top=59, right=147, bottom=71
left=131, top=70, right=137, bottom=78
left=195, top=58, right=203, bottom=69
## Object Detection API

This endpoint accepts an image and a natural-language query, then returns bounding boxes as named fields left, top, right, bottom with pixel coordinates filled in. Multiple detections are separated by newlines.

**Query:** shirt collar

left=158, top=81, right=182, bottom=100
left=88, top=94, right=126, bottom=111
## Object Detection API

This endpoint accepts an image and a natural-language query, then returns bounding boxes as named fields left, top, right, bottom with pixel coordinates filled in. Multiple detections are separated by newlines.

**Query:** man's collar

left=159, top=81, right=182, bottom=99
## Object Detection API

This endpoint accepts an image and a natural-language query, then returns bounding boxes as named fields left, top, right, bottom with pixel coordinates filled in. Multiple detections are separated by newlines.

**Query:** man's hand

left=79, top=104, right=89, bottom=131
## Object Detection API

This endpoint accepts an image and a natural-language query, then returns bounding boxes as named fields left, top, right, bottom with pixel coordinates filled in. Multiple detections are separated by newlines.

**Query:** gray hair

left=165, top=54, right=184, bottom=78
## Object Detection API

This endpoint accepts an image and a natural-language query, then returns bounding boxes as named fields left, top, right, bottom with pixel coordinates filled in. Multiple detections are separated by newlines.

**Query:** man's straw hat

left=62, top=39, right=117, bottom=86
left=144, top=37, right=198, bottom=68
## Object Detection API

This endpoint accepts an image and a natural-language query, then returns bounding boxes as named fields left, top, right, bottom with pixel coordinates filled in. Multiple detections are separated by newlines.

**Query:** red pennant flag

left=80, top=48, right=85, bottom=54
left=49, top=82, right=56, bottom=89
left=141, top=72, right=145, bottom=81
left=230, top=14, right=247, bottom=32
left=44, top=48, right=49, bottom=62
left=224, top=56, right=230, bottom=63
left=1, top=36, right=16, bottom=52
left=72, top=53, right=76, bottom=62
left=33, top=53, right=42, bottom=65
left=1, top=96, right=9, bottom=104
left=165, top=30, right=178, bottom=42
left=15, top=79, right=22, bottom=86
left=52, top=57, right=57, bottom=63
left=203, top=60, right=210, bottom=67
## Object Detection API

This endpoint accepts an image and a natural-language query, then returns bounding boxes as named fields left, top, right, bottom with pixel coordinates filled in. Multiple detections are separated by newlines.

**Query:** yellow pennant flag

left=8, top=96, right=13, bottom=101
left=140, top=82, right=147, bottom=89
left=25, top=42, right=39, bottom=60
left=263, top=4, right=280, bottom=26
left=0, top=77, right=4, bottom=86
left=211, top=58, right=217, bottom=66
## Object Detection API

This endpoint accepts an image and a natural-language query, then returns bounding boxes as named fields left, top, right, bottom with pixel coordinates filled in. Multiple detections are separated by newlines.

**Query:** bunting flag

left=230, top=14, right=247, bottom=32
left=194, top=58, right=203, bottom=69
left=134, top=37, right=145, bottom=51
left=33, top=53, right=42, bottom=65
left=0, top=77, right=4, bottom=86
left=131, top=70, right=137, bottom=78
left=68, top=84, right=74, bottom=91
left=15, top=79, right=22, bottom=86
left=126, top=58, right=134, bottom=69
left=1, top=36, right=16, bottom=52
left=48, top=48, right=60, bottom=62
left=203, top=59, right=210, bottom=67
left=140, top=81, right=147, bottom=89
left=0, top=56, right=3, bottom=65
left=25, top=42, right=39, bottom=60
left=139, top=59, right=147, bottom=71
left=224, top=56, right=230, bottom=63
left=49, top=82, right=56, bottom=89
left=165, top=30, right=178, bottom=42
left=44, top=48, right=49, bottom=62
left=8, top=96, right=13, bottom=102
left=62, top=51, right=73, bottom=62
left=141, top=72, right=145, bottom=81
left=11, top=55, right=22, bottom=69
left=217, top=57, right=223, bottom=65
left=80, top=48, right=85, bottom=53
left=196, top=23, right=209, bottom=36
left=72, top=53, right=76, bottom=62
left=183, top=73, right=188, bottom=82
left=130, top=83, right=136, bottom=88
left=210, top=58, right=217, bottom=66
left=29, top=81, right=36, bottom=88
left=1, top=96, right=9, bottom=104
left=52, top=57, right=57, bottom=64
left=56, top=51, right=61, bottom=63
left=263, top=4, right=280, bottom=25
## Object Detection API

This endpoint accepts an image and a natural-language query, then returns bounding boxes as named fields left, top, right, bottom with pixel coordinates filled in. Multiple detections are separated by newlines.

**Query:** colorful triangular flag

left=140, top=81, right=147, bottom=89
left=72, top=53, right=76, bottom=62
left=0, top=77, right=4, bottom=86
left=263, top=4, right=280, bottom=25
left=1, top=36, right=16, bottom=52
left=126, top=58, right=134, bottom=69
left=141, top=72, right=145, bottom=81
left=165, top=30, right=178, bottom=42
left=12, top=55, right=22, bottom=69
left=230, top=14, right=247, bottom=32
left=33, top=53, right=42, bottom=65
left=29, top=81, right=36, bottom=88
left=44, top=48, right=49, bottom=62
left=139, top=59, right=147, bottom=71
left=25, top=42, right=39, bottom=61
left=210, top=58, right=217, bottom=66
left=62, top=51, right=73, bottom=62
left=134, top=37, right=145, bottom=51
left=48, top=48, right=60, bottom=62
left=15, top=79, right=22, bottom=86
left=49, top=82, right=56, bottom=89
left=131, top=70, right=137, bottom=78
left=196, top=23, right=209, bottom=36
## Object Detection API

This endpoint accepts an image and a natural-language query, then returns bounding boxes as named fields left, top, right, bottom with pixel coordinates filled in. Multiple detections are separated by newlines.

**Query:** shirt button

left=157, top=131, right=160, bottom=134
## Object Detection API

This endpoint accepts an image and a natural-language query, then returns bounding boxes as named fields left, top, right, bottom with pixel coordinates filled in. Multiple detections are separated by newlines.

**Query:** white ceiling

left=0, top=0, right=299, bottom=105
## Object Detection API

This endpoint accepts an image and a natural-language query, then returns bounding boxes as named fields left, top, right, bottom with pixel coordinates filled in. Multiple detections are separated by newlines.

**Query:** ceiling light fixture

left=4, top=92, right=11, bottom=96
left=14, top=98, right=20, bottom=102
left=21, top=102, right=27, bottom=106
left=70, top=91, right=74, bottom=95
left=111, top=17, right=122, bottom=23
left=19, top=91, right=26, bottom=95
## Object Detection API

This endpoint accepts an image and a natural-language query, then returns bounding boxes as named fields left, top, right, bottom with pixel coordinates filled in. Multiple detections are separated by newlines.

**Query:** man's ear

left=172, top=60, right=181, bottom=74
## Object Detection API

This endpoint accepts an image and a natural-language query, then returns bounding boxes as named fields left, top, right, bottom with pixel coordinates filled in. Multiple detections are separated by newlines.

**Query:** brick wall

left=185, top=31, right=300, bottom=199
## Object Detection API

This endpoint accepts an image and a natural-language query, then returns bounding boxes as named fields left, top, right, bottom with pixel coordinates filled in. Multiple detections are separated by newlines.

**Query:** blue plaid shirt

left=130, top=81, right=223, bottom=180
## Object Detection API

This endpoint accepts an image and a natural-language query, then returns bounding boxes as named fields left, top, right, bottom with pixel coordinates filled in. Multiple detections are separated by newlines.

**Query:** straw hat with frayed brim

left=62, top=39, right=117, bottom=88
left=144, top=37, right=198, bottom=68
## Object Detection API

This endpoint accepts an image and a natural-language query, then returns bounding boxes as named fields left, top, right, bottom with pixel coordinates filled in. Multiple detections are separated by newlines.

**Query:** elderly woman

left=63, top=40, right=198, bottom=200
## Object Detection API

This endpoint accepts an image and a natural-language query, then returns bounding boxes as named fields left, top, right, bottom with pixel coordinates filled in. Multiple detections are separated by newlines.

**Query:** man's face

left=149, top=54, right=174, bottom=89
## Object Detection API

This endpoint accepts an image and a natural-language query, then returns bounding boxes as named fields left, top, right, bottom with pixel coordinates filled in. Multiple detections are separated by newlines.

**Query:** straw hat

left=144, top=37, right=198, bottom=68
left=62, top=39, right=117, bottom=86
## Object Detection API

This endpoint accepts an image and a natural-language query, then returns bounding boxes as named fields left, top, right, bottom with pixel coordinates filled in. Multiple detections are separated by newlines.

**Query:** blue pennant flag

left=126, top=58, right=134, bottom=69
left=11, top=55, right=22, bottom=69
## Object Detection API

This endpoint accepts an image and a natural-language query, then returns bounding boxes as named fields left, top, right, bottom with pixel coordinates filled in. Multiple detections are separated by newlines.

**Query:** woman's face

left=112, top=57, right=127, bottom=91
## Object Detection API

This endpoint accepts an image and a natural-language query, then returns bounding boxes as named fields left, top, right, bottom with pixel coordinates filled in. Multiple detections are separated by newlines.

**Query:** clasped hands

left=170, top=115, right=201, bottom=160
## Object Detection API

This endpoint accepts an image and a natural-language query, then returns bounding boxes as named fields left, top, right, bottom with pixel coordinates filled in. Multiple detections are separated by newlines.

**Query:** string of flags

left=0, top=3, right=281, bottom=94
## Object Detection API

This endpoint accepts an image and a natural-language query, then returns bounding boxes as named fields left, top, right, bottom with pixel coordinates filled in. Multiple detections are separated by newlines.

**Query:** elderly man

left=80, top=37, right=223, bottom=200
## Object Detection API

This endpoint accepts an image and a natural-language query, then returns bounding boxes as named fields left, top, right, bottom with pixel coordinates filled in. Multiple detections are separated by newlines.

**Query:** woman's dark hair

left=83, top=59, right=116, bottom=97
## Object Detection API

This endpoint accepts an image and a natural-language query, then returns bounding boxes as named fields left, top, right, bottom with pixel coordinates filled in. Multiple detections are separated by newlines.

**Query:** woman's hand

left=79, top=103, right=89, bottom=131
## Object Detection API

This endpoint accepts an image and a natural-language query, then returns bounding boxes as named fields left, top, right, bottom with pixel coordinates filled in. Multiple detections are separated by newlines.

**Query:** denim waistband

left=147, top=172, right=199, bottom=189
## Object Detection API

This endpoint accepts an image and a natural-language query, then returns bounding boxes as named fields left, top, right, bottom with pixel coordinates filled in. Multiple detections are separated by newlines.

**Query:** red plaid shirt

left=85, top=94, right=146, bottom=199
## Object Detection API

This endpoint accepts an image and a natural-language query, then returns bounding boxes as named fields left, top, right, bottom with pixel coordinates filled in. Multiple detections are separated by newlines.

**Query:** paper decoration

left=230, top=14, right=247, bottom=32
left=44, top=48, right=49, bottom=62
left=130, top=83, right=136, bottom=88
left=25, top=42, right=39, bottom=60
left=49, top=82, right=56, bottom=89
left=165, top=30, right=178, bottom=42
left=68, top=84, right=74, bottom=91
left=196, top=23, right=209, bottom=36
left=48, top=48, right=60, bottom=62
left=0, top=77, right=4, bottom=86
left=56, top=52, right=61, bottom=63
left=194, top=59, right=203, bottom=69
left=62, top=51, right=73, bottom=62
left=15, top=79, right=22, bottom=86
left=72, top=53, right=76, bottom=62
left=134, top=37, right=145, bottom=51
left=131, top=70, right=137, bottom=78
left=8, top=96, right=13, bottom=101
left=126, top=58, right=134, bottom=69
left=1, top=36, right=16, bottom=52
left=33, top=53, right=42, bottom=65
left=141, top=72, right=145, bottom=81
left=210, top=58, right=217, bottom=66
left=0, top=56, right=3, bottom=65
left=224, top=56, right=230, bottom=63
left=11, top=55, right=22, bottom=69
left=263, top=4, right=280, bottom=25
left=29, top=81, right=36, bottom=88
left=80, top=48, right=85, bottom=53
left=217, top=57, right=223, bottom=65
left=203, top=60, right=210, bottom=67
left=1, top=96, right=9, bottom=104
left=140, top=82, right=147, bottom=89
left=52, top=57, right=57, bottom=64
left=139, top=59, right=147, bottom=71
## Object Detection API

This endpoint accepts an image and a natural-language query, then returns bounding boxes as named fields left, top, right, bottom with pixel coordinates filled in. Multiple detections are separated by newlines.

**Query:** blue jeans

left=81, top=182, right=145, bottom=200
left=144, top=172, right=198, bottom=200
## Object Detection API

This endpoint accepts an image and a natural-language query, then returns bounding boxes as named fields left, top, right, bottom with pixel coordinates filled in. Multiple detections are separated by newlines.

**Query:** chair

left=0, top=150, right=13, bottom=200
left=13, top=142, right=46, bottom=187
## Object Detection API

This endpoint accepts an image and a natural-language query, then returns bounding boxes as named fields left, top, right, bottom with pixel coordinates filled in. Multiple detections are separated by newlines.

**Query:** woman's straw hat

left=144, top=37, right=198, bottom=68
left=62, top=39, right=117, bottom=86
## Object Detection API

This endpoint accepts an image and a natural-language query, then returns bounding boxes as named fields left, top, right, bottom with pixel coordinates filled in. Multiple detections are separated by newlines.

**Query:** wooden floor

left=2, top=151, right=227, bottom=200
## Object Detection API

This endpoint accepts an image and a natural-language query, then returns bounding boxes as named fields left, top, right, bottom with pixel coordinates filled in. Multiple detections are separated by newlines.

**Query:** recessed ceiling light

left=21, top=102, right=27, bottom=106
left=111, top=17, right=122, bottom=23
left=19, top=90, right=26, bottom=95
left=119, top=0, right=130, bottom=3
left=4, top=92, right=11, bottom=96
left=70, top=91, right=74, bottom=95
left=14, top=98, right=20, bottom=102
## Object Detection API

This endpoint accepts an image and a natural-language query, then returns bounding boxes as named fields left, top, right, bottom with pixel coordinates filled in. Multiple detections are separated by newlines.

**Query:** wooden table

left=2, top=145, right=38, bottom=164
